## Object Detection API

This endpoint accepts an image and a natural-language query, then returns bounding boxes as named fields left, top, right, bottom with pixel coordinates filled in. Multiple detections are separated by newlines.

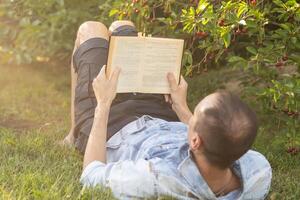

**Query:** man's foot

left=62, top=130, right=75, bottom=147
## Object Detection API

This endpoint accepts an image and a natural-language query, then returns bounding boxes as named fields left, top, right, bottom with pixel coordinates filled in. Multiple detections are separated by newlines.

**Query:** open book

left=107, top=36, right=184, bottom=94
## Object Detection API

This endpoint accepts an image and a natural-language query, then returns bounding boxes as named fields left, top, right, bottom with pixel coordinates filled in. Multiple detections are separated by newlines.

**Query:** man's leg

left=108, top=20, right=136, bottom=36
left=64, top=20, right=178, bottom=151
left=63, top=38, right=79, bottom=146
left=64, top=21, right=109, bottom=148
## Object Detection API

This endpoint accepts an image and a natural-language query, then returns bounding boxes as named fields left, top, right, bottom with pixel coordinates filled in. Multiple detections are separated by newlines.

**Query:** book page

left=141, top=37, right=184, bottom=93
left=107, top=37, right=144, bottom=93
left=107, top=36, right=184, bottom=94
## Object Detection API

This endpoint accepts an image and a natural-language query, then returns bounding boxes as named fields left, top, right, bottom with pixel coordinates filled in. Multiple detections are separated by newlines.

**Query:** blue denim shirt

left=81, top=115, right=272, bottom=200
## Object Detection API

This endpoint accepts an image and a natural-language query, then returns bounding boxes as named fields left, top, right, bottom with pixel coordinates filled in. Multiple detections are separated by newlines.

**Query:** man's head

left=188, top=91, right=258, bottom=169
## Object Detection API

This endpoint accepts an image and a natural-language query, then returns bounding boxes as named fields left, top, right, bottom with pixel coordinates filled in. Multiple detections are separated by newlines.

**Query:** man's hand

left=166, top=73, right=188, bottom=108
left=92, top=65, right=121, bottom=106
left=166, top=73, right=192, bottom=124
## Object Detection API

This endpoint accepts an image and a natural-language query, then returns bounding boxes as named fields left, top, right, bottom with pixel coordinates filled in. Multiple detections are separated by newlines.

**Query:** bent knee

left=77, top=21, right=108, bottom=44
left=109, top=20, right=135, bottom=32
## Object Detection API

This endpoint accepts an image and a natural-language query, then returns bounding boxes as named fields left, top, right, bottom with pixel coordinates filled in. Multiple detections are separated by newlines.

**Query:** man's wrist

left=173, top=103, right=192, bottom=124
left=91, top=105, right=110, bottom=137
left=173, top=102, right=189, bottom=112
left=96, top=101, right=112, bottom=109
left=95, top=103, right=111, bottom=117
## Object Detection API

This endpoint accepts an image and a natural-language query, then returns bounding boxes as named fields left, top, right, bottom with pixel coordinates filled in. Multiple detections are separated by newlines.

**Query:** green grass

left=0, top=64, right=299, bottom=199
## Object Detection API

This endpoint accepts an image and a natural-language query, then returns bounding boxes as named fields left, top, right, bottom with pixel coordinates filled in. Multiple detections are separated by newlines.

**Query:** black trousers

left=72, top=25, right=179, bottom=153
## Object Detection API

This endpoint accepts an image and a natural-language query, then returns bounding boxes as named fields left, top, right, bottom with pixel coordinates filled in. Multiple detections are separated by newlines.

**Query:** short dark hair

left=194, top=91, right=258, bottom=169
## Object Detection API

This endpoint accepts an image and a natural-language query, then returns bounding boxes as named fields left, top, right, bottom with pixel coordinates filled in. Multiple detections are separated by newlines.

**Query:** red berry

left=235, top=29, right=242, bottom=35
left=218, top=19, right=225, bottom=26
left=196, top=31, right=208, bottom=38
left=208, top=53, right=214, bottom=60
left=286, top=147, right=300, bottom=155
left=282, top=54, right=288, bottom=61
left=250, top=0, right=256, bottom=6
left=192, top=0, right=198, bottom=5
left=287, top=111, right=294, bottom=116
left=142, top=0, right=148, bottom=6
left=288, top=16, right=294, bottom=22
left=275, top=61, right=283, bottom=67
left=134, top=8, right=140, bottom=13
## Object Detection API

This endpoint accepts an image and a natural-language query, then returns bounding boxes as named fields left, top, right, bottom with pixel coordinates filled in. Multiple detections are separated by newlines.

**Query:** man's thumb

left=111, top=67, right=121, bottom=82
left=167, top=72, right=177, bottom=90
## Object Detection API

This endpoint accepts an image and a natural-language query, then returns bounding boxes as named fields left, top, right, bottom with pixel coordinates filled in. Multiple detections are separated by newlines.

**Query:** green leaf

left=237, top=3, right=248, bottom=18
left=189, top=7, right=195, bottom=16
left=273, top=0, right=286, bottom=8
left=246, top=20, right=257, bottom=28
left=246, top=46, right=257, bottom=55
left=228, top=56, right=246, bottom=63
left=279, top=23, right=291, bottom=31
left=291, top=37, right=297, bottom=44
left=109, top=9, right=119, bottom=17
left=222, top=31, right=231, bottom=48
left=183, top=50, right=193, bottom=65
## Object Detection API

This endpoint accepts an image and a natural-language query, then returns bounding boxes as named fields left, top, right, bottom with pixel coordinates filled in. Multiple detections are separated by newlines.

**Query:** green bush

left=110, top=0, right=299, bottom=127
left=110, top=0, right=300, bottom=71
left=0, top=0, right=111, bottom=64
left=0, top=0, right=299, bottom=121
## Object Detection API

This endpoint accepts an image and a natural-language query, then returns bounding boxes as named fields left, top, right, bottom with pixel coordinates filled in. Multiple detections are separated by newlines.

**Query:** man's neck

left=192, top=152, right=240, bottom=196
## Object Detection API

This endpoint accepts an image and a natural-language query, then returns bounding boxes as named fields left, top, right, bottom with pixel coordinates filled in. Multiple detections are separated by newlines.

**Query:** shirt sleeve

left=80, top=161, right=111, bottom=187
left=243, top=150, right=272, bottom=199
left=80, top=159, right=157, bottom=199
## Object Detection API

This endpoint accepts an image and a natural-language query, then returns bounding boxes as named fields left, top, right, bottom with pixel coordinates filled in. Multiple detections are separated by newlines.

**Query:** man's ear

left=190, top=132, right=202, bottom=151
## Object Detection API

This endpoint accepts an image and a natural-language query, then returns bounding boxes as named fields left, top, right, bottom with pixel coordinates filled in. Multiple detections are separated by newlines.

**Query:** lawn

left=0, top=64, right=299, bottom=199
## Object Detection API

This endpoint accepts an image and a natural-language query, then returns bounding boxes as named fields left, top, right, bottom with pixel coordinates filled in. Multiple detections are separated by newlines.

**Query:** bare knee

left=109, top=20, right=135, bottom=33
left=77, top=21, right=108, bottom=45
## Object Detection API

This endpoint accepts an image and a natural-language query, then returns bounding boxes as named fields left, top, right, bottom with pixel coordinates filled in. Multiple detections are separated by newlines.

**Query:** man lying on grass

left=63, top=20, right=272, bottom=199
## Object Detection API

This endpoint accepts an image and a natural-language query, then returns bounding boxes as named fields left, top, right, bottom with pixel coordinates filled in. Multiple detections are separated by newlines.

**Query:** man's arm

left=83, top=105, right=109, bottom=169
left=166, top=73, right=192, bottom=124
left=83, top=65, right=120, bottom=169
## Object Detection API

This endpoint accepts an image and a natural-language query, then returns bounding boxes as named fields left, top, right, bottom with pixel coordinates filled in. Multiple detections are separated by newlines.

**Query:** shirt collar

left=178, top=150, right=218, bottom=200
left=178, top=150, right=246, bottom=199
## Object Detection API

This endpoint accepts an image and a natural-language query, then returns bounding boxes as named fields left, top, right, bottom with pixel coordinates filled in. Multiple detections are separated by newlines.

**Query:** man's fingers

left=179, top=75, right=188, bottom=87
left=167, top=72, right=177, bottom=91
left=110, top=67, right=121, bottom=83
left=96, top=65, right=106, bottom=80
left=164, top=94, right=168, bottom=102
left=164, top=94, right=170, bottom=103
